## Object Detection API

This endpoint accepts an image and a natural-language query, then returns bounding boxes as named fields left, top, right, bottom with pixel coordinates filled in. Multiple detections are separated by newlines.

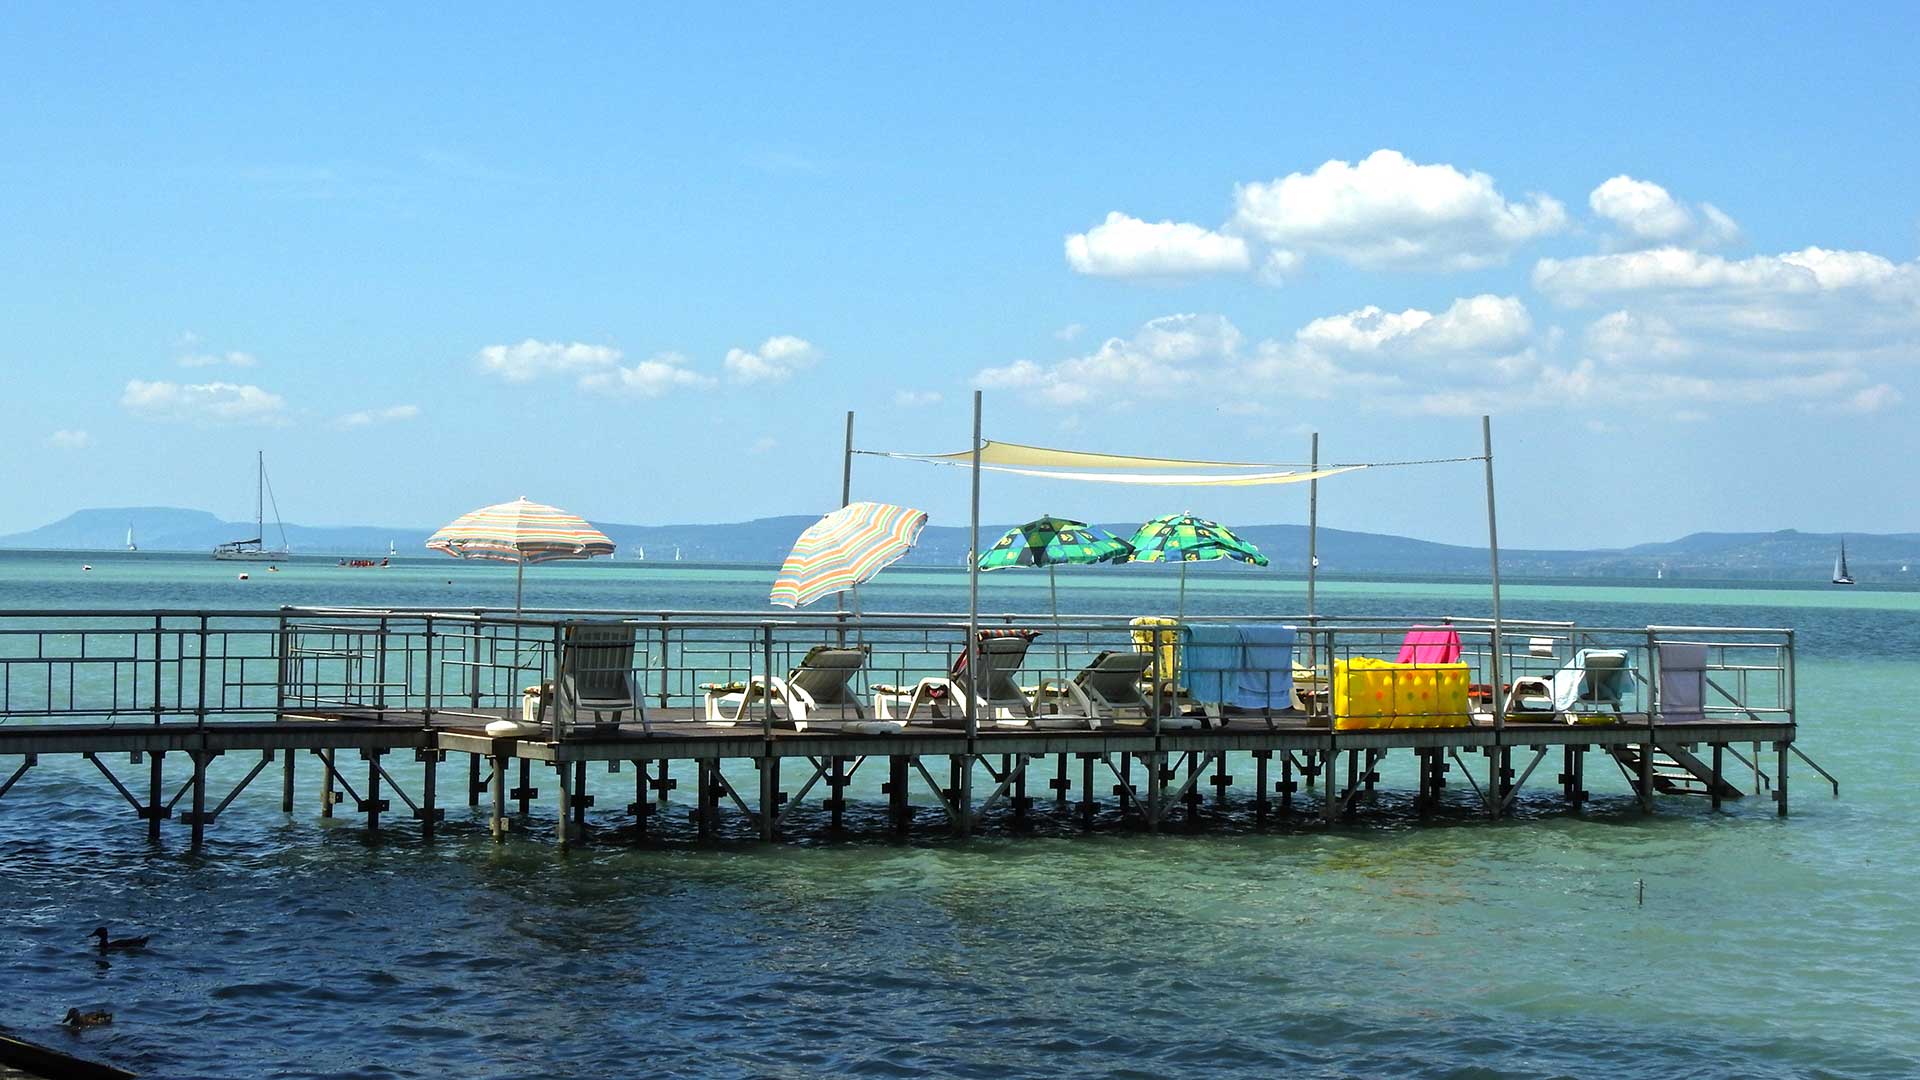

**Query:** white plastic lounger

left=703, top=645, right=870, bottom=732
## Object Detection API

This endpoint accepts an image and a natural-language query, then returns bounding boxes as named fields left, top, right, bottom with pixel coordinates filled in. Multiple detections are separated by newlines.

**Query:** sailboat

left=673, top=546, right=683, bottom=562
left=126, top=524, right=137, bottom=553
left=633, top=545, right=646, bottom=561
left=213, top=450, right=292, bottom=561
left=1831, top=538, right=1856, bottom=586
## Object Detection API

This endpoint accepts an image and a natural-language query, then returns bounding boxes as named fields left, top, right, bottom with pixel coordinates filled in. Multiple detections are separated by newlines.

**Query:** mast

left=255, top=449, right=265, bottom=543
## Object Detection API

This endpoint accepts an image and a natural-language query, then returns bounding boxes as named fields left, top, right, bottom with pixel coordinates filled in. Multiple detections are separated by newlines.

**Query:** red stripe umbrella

left=771, top=501, right=928, bottom=608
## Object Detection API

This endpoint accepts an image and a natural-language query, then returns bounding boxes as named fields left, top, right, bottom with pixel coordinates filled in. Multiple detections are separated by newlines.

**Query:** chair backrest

left=561, top=622, right=637, bottom=704
left=1576, top=649, right=1631, bottom=703
left=789, top=645, right=867, bottom=706
left=1075, top=651, right=1152, bottom=713
left=954, top=633, right=1035, bottom=705
left=1397, top=626, right=1462, bottom=665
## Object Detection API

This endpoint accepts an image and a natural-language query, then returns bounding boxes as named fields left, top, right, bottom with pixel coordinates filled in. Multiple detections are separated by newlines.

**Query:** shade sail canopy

left=866, top=440, right=1365, bottom=486
left=426, top=497, right=615, bottom=564
left=1126, top=513, right=1270, bottom=567
left=979, top=516, right=1132, bottom=571
left=912, top=440, right=1297, bottom=469
left=771, top=501, right=929, bottom=608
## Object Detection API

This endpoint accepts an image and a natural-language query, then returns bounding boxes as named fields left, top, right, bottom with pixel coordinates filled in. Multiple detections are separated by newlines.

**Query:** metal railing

left=0, top=606, right=1798, bottom=741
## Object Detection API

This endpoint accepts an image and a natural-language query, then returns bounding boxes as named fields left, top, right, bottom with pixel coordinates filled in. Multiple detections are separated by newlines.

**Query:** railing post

left=375, top=616, right=389, bottom=714
left=196, top=614, right=210, bottom=729
left=760, top=621, right=777, bottom=841
left=423, top=615, right=436, bottom=727
left=658, top=616, right=671, bottom=710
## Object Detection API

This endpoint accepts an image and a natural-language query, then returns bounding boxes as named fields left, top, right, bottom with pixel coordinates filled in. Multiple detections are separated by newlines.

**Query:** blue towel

left=1181, top=623, right=1240, bottom=704
left=1233, top=624, right=1296, bottom=709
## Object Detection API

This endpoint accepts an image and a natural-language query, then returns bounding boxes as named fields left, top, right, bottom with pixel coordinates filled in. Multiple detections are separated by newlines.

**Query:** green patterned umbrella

left=978, top=516, right=1134, bottom=572
left=1126, top=513, right=1269, bottom=615
left=979, top=516, right=1133, bottom=669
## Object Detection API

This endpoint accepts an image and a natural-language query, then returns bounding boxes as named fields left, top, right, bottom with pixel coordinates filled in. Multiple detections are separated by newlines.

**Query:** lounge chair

left=703, top=645, right=889, bottom=732
left=1505, top=648, right=1632, bottom=724
left=891, top=630, right=1041, bottom=727
left=523, top=621, right=647, bottom=737
left=1030, top=650, right=1155, bottom=727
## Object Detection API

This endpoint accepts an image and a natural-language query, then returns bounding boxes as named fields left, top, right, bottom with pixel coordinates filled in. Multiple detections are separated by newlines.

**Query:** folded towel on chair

left=1182, top=623, right=1239, bottom=705
left=1397, top=626, right=1462, bottom=664
left=1233, top=624, right=1296, bottom=709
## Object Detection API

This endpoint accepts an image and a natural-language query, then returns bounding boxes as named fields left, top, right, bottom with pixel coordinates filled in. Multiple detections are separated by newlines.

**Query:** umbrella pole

left=1049, top=562, right=1064, bottom=675
left=1178, top=560, right=1188, bottom=619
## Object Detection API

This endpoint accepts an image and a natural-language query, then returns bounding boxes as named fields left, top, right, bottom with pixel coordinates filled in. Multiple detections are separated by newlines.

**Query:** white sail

left=126, top=525, right=137, bottom=552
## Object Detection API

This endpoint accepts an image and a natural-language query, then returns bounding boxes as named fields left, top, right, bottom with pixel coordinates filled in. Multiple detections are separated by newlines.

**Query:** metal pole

left=1482, top=415, right=1504, bottom=818
left=962, top=390, right=983, bottom=836
left=836, top=410, right=854, bottom=624
left=1307, top=431, right=1319, bottom=618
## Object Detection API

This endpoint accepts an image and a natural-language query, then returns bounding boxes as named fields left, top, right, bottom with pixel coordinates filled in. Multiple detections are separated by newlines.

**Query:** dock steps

left=1608, top=744, right=1744, bottom=800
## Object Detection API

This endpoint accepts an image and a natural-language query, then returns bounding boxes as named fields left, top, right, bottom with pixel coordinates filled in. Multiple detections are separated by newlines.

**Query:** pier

left=0, top=605, right=1835, bottom=850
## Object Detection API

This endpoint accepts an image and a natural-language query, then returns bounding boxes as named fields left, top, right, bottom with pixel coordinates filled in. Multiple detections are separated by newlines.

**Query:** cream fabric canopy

left=868, top=440, right=1366, bottom=486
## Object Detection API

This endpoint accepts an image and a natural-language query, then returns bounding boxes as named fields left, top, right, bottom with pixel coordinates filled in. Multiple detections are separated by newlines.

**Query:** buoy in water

left=237, top=572, right=249, bottom=581
left=81, top=565, right=93, bottom=571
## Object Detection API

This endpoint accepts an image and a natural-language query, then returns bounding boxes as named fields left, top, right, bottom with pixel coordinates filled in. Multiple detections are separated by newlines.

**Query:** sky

left=3, top=4, right=1917, bottom=549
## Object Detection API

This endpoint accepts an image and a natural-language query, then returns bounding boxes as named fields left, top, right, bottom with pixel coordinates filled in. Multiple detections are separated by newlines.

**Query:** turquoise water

left=1, top=551, right=1915, bottom=1078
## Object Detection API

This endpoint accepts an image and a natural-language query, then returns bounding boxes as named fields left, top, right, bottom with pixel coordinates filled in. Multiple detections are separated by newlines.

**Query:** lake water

left=1, top=550, right=1916, bottom=1078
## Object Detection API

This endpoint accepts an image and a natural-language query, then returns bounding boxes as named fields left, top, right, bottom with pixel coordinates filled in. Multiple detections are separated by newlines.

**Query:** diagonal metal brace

left=195, top=751, right=275, bottom=823
left=0, top=755, right=33, bottom=801
left=1498, top=747, right=1550, bottom=812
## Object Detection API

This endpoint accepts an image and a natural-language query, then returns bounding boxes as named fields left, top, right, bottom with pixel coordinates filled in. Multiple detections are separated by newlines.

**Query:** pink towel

left=1397, top=626, right=1462, bottom=664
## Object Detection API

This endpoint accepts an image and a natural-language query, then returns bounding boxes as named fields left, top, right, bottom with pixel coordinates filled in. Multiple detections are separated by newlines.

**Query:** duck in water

left=89, top=927, right=149, bottom=953
left=63, top=1008, right=113, bottom=1029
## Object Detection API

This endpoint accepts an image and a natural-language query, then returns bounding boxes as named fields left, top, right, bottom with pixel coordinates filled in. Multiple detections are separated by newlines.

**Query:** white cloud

left=477, top=340, right=621, bottom=381
left=1535, top=246, right=1920, bottom=398
left=1295, top=294, right=1532, bottom=356
left=1839, top=384, right=1903, bottom=413
left=46, top=429, right=91, bottom=449
left=1054, top=322, right=1085, bottom=342
left=893, top=389, right=944, bottom=407
left=1588, top=176, right=1740, bottom=249
left=1229, top=149, right=1568, bottom=271
left=977, top=293, right=1901, bottom=422
left=178, top=350, right=258, bottom=369
left=338, top=404, right=421, bottom=427
left=724, top=335, right=821, bottom=383
left=1534, top=246, right=1920, bottom=303
left=976, top=313, right=1241, bottom=407
left=578, top=351, right=714, bottom=398
left=121, top=380, right=287, bottom=424
left=1064, top=212, right=1251, bottom=277
left=747, top=436, right=779, bottom=455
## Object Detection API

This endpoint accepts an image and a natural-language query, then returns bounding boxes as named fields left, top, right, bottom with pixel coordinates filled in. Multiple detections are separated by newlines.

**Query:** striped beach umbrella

left=427, top=496, right=615, bottom=613
left=1126, top=512, right=1269, bottom=615
left=771, top=501, right=928, bottom=608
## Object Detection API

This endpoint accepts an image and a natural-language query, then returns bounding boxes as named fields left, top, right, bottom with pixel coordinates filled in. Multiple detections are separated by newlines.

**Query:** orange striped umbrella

left=771, top=501, right=928, bottom=608
left=427, top=497, right=614, bottom=612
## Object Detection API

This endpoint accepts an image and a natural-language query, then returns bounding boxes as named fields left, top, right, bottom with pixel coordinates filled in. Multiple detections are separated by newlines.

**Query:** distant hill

left=3, top=508, right=1917, bottom=582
